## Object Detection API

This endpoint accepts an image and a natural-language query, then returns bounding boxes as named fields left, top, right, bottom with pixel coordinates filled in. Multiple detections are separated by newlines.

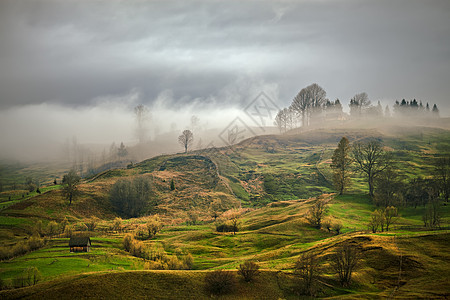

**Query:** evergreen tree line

left=394, top=99, right=440, bottom=117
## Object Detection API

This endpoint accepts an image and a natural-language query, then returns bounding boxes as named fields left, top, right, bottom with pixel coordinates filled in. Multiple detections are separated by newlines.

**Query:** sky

left=0, top=0, right=449, bottom=160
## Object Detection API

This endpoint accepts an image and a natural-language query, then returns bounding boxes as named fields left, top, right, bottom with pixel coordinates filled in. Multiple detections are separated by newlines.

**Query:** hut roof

left=69, top=237, right=91, bottom=247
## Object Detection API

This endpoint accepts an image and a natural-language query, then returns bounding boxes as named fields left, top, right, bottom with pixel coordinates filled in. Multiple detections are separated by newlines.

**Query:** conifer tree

left=331, top=137, right=352, bottom=195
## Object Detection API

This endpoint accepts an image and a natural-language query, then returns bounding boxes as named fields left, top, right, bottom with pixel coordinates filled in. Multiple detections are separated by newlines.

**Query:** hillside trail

left=200, top=155, right=238, bottom=200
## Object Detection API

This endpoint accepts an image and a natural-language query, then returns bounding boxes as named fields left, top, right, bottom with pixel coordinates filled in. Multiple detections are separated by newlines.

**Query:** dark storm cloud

left=0, top=0, right=449, bottom=111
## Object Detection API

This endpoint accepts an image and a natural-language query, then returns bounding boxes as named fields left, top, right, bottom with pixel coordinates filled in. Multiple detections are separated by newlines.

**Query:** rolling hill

left=0, top=124, right=449, bottom=299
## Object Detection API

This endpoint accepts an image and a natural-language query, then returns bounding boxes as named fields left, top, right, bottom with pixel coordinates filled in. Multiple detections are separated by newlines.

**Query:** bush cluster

left=204, top=270, right=236, bottom=295
left=237, top=261, right=260, bottom=282
left=123, top=235, right=193, bottom=270
left=0, top=235, right=46, bottom=260
left=215, top=223, right=238, bottom=233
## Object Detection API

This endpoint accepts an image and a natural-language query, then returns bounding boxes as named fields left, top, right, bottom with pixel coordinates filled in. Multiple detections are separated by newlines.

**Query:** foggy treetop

left=0, top=0, right=449, bottom=112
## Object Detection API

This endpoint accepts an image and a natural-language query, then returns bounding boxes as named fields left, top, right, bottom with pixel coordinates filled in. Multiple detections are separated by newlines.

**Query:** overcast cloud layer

left=0, top=0, right=449, bottom=160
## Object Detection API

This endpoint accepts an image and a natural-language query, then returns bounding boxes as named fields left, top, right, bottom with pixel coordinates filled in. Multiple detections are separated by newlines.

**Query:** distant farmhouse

left=69, top=237, right=91, bottom=252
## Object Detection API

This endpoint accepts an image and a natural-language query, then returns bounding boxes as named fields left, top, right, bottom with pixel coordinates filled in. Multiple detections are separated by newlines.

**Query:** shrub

left=146, top=244, right=168, bottom=262
left=216, top=223, right=235, bottom=232
left=322, top=218, right=332, bottom=232
left=332, top=221, right=343, bottom=235
left=13, top=276, right=25, bottom=288
left=187, top=211, right=199, bottom=225
left=130, top=240, right=144, bottom=257
left=35, top=220, right=44, bottom=236
left=144, top=260, right=166, bottom=270
left=74, top=223, right=88, bottom=232
left=204, top=270, right=236, bottom=295
left=183, top=253, right=194, bottom=270
left=123, top=234, right=133, bottom=252
left=0, top=278, right=12, bottom=290
left=238, top=261, right=260, bottom=282
left=216, top=221, right=239, bottom=233
left=85, top=218, right=98, bottom=232
left=47, top=221, right=59, bottom=236
left=146, top=216, right=163, bottom=239
left=167, top=256, right=185, bottom=270
left=112, top=217, right=122, bottom=232
left=23, top=267, right=42, bottom=286
left=134, top=225, right=147, bottom=239
left=60, top=217, right=69, bottom=234
left=28, top=234, right=45, bottom=250
left=0, top=247, right=12, bottom=260
left=64, top=225, right=73, bottom=238
left=0, top=235, right=45, bottom=260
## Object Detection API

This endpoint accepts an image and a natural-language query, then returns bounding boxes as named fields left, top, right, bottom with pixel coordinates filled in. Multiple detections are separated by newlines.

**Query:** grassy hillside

left=1, top=194, right=449, bottom=298
left=0, top=125, right=449, bottom=298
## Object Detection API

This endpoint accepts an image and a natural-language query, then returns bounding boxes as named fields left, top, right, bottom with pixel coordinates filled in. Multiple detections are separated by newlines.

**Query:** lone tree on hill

left=62, top=169, right=81, bottom=205
left=352, top=140, right=390, bottom=198
left=331, top=137, right=352, bottom=195
left=331, top=243, right=359, bottom=287
left=294, top=252, right=322, bottom=296
left=178, top=129, right=194, bottom=153
left=306, top=198, right=327, bottom=228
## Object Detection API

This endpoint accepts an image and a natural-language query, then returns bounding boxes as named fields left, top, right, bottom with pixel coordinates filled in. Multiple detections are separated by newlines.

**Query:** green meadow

left=0, top=125, right=449, bottom=298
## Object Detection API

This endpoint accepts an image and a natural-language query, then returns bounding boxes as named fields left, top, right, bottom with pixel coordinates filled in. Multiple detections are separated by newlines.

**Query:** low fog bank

left=0, top=87, right=448, bottom=173
left=0, top=91, right=275, bottom=164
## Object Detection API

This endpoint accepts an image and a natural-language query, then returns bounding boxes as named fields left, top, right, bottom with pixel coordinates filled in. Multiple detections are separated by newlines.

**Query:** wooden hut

left=69, top=237, right=91, bottom=252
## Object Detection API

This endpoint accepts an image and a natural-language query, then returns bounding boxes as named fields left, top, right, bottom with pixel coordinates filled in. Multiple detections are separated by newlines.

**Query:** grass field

left=0, top=125, right=449, bottom=298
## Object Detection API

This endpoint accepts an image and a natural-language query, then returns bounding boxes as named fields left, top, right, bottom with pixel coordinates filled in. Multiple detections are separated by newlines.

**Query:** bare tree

left=331, top=243, right=359, bottom=287
left=383, top=206, right=398, bottom=231
left=349, top=92, right=371, bottom=118
left=294, top=252, right=321, bottom=296
left=274, top=108, right=288, bottom=133
left=117, top=142, right=128, bottom=158
left=332, top=220, right=343, bottom=234
left=238, top=261, right=260, bottom=282
left=423, top=199, right=442, bottom=229
left=291, top=83, right=327, bottom=128
left=291, top=88, right=309, bottom=128
left=352, top=140, right=390, bottom=198
left=62, top=169, right=81, bottom=205
left=308, top=83, right=327, bottom=120
left=434, top=156, right=450, bottom=202
left=275, top=108, right=296, bottom=133
left=331, top=137, right=352, bottom=195
left=135, top=104, right=149, bottom=144
left=178, top=129, right=194, bottom=153
left=305, top=198, right=327, bottom=228
left=368, top=209, right=385, bottom=233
